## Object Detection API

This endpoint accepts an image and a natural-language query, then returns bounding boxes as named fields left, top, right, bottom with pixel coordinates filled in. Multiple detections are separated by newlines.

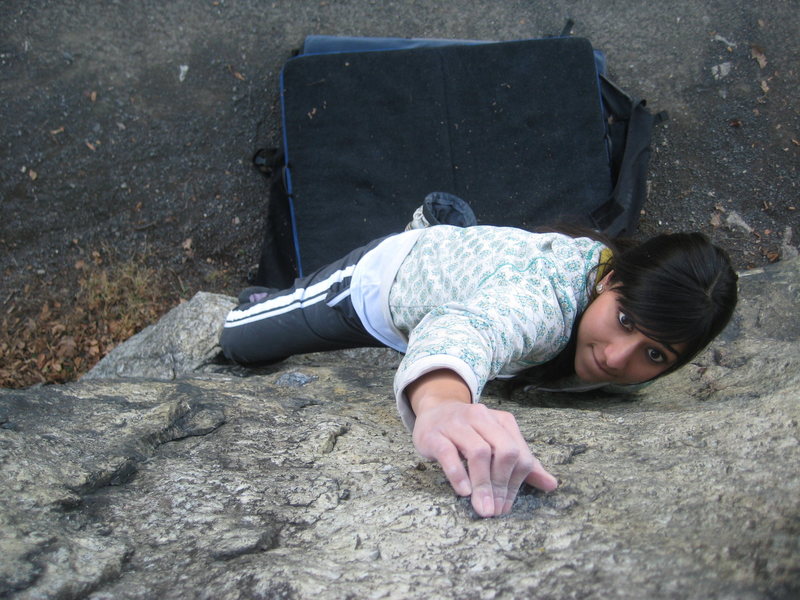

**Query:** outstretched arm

left=406, top=369, right=558, bottom=518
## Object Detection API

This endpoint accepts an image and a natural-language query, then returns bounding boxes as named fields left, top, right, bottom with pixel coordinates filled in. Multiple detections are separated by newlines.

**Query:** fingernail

left=482, top=494, right=494, bottom=516
left=494, top=496, right=506, bottom=516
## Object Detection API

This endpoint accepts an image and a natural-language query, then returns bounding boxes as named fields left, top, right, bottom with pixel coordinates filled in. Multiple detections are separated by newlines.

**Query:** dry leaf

left=56, top=336, right=77, bottom=359
left=228, top=65, right=246, bottom=81
left=710, top=212, right=722, bottom=228
left=760, top=80, right=770, bottom=94
left=86, top=141, right=96, bottom=151
left=28, top=169, right=38, bottom=181
left=750, top=45, right=767, bottom=69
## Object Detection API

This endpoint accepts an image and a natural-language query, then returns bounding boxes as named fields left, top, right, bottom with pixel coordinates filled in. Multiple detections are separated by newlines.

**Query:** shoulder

left=419, top=225, right=605, bottom=254
left=412, top=226, right=607, bottom=284
left=545, top=233, right=607, bottom=272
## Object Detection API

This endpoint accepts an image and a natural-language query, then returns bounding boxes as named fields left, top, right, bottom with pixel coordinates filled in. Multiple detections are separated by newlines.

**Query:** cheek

left=576, top=304, right=602, bottom=342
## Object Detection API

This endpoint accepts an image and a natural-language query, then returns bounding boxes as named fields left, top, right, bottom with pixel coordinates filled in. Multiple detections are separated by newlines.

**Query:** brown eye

left=618, top=311, right=634, bottom=331
left=647, top=348, right=666, bottom=363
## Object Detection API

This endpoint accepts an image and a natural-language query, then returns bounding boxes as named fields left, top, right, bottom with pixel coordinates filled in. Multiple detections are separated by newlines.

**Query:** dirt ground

left=1, top=1, right=798, bottom=386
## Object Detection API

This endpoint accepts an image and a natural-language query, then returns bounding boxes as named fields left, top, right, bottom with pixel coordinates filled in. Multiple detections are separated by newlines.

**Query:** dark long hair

left=609, top=231, right=738, bottom=374
left=518, top=228, right=738, bottom=386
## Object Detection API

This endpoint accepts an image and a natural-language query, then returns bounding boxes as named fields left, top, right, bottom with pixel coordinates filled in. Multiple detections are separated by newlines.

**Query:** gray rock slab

left=2, top=260, right=799, bottom=599
left=84, top=292, right=237, bottom=380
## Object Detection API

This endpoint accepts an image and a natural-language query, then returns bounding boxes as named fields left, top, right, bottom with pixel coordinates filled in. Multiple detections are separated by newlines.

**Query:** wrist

left=406, top=369, right=472, bottom=416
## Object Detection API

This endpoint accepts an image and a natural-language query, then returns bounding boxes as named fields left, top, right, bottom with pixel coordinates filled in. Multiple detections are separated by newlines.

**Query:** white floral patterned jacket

left=380, top=226, right=606, bottom=429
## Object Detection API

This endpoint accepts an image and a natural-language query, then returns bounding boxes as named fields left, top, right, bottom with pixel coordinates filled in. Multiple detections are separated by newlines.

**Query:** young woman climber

left=220, top=220, right=737, bottom=519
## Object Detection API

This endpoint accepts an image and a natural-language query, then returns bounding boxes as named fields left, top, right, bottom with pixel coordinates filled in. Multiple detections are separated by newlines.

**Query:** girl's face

left=574, top=277, right=683, bottom=385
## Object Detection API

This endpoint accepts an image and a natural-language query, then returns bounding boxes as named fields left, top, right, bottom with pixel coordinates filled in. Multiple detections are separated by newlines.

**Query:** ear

left=598, top=270, right=615, bottom=287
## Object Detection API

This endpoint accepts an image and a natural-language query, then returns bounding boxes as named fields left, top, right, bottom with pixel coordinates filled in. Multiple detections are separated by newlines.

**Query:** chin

left=574, top=358, right=600, bottom=383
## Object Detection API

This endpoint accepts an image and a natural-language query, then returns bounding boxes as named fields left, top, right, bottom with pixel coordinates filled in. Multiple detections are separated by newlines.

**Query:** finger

left=501, top=452, right=536, bottom=514
left=481, top=410, right=558, bottom=514
left=484, top=435, right=521, bottom=516
left=473, top=410, right=527, bottom=515
left=524, top=456, right=559, bottom=492
left=491, top=414, right=558, bottom=494
left=458, top=436, right=495, bottom=517
left=413, top=423, right=474, bottom=497
left=432, top=439, right=472, bottom=497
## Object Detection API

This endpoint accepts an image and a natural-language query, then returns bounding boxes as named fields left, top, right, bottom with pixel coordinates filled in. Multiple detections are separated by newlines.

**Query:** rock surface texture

left=2, top=260, right=799, bottom=599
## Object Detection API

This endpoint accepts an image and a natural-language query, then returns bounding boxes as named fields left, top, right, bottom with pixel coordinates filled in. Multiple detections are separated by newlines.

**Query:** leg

left=220, top=239, right=385, bottom=365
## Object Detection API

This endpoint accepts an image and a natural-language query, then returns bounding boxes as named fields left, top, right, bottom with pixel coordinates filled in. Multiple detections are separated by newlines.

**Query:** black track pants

left=220, top=238, right=386, bottom=365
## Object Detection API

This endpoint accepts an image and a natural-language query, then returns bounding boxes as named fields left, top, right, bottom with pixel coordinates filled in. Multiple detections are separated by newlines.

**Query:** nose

left=604, top=336, right=639, bottom=371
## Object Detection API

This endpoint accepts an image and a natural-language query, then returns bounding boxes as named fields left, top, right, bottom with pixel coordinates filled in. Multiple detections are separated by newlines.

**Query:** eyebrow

left=659, top=341, right=680, bottom=361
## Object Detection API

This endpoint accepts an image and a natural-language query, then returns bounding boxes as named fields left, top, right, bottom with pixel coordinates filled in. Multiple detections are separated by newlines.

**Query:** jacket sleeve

left=393, top=261, right=582, bottom=430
